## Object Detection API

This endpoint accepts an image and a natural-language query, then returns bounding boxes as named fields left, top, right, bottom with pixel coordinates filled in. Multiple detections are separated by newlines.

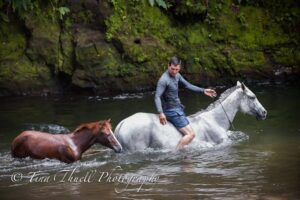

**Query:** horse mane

left=73, top=121, right=105, bottom=134
left=189, top=85, right=239, bottom=118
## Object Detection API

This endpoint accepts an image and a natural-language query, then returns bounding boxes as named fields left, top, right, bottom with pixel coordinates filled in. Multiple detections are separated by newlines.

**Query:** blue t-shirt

left=154, top=71, right=204, bottom=113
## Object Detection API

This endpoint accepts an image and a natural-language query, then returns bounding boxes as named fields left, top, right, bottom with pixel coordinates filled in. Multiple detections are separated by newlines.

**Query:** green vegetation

left=0, top=0, right=69, bottom=21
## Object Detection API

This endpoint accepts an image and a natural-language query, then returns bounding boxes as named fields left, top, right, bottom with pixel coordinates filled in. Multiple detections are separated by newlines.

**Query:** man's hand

left=159, top=113, right=167, bottom=125
left=204, top=88, right=217, bottom=98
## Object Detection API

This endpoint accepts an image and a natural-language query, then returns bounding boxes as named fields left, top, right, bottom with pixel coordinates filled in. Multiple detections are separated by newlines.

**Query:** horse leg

left=58, top=145, right=77, bottom=163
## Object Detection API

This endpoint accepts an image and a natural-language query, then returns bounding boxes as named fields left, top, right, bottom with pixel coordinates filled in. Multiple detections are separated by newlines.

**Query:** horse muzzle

left=256, top=110, right=267, bottom=120
left=107, top=134, right=123, bottom=153
left=113, top=145, right=123, bottom=153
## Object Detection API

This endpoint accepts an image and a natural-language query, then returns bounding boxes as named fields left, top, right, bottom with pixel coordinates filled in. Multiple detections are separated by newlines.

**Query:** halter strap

left=218, top=99, right=235, bottom=130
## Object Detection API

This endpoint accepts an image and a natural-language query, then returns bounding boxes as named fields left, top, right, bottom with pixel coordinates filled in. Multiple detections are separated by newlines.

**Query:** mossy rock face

left=59, top=30, right=74, bottom=75
left=25, top=14, right=60, bottom=68
left=106, top=0, right=175, bottom=75
left=0, top=56, right=52, bottom=95
left=68, top=0, right=112, bottom=29
left=119, top=35, right=175, bottom=73
left=72, top=27, right=130, bottom=91
left=0, top=0, right=299, bottom=96
left=0, top=21, right=53, bottom=95
left=72, top=26, right=159, bottom=92
left=273, top=47, right=300, bottom=67
left=75, top=27, right=106, bottom=68
left=0, top=22, right=26, bottom=61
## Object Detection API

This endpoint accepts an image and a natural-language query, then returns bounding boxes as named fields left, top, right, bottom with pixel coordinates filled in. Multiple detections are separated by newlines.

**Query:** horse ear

left=237, top=81, right=242, bottom=87
left=241, top=82, right=246, bottom=91
left=107, top=119, right=111, bottom=123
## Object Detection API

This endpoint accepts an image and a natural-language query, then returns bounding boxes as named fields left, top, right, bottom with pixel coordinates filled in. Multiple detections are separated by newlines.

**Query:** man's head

left=168, top=56, right=181, bottom=77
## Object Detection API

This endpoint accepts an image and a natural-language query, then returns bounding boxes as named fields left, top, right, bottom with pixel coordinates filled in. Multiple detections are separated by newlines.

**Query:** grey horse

left=115, top=81, right=267, bottom=151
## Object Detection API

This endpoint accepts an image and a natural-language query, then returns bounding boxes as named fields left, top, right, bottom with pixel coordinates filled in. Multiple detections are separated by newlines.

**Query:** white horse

left=115, top=81, right=267, bottom=151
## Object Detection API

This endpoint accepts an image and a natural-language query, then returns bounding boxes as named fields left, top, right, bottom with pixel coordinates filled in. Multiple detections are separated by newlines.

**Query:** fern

left=148, top=0, right=167, bottom=9
left=57, top=6, right=70, bottom=20
left=0, top=0, right=70, bottom=22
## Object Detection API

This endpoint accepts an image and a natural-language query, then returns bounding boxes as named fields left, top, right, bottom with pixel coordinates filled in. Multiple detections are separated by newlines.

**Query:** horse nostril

left=262, top=110, right=267, bottom=115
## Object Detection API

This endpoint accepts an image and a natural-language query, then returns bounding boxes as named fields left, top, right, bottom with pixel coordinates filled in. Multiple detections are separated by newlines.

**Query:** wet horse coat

left=11, top=120, right=122, bottom=163
left=115, top=82, right=267, bottom=151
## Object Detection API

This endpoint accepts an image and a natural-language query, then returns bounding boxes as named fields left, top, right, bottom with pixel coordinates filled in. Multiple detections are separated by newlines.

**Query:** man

left=154, top=56, right=217, bottom=149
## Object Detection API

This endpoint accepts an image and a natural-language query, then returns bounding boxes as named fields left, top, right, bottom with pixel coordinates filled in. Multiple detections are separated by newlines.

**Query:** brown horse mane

left=73, top=121, right=107, bottom=135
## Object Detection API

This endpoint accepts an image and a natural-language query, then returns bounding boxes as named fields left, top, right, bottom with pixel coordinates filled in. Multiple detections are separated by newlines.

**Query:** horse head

left=96, top=119, right=123, bottom=153
left=237, top=81, right=267, bottom=120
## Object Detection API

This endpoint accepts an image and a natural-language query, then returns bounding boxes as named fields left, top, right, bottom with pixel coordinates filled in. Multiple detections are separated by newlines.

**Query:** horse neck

left=194, top=90, right=242, bottom=130
left=70, top=130, right=97, bottom=154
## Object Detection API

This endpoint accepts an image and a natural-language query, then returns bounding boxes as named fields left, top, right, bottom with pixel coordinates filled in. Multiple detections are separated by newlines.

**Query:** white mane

left=190, top=85, right=239, bottom=118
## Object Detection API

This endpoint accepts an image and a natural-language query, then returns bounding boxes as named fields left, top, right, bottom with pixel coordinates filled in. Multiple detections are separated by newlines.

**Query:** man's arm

left=154, top=78, right=166, bottom=113
left=179, top=75, right=204, bottom=93
left=179, top=75, right=217, bottom=97
left=155, top=78, right=168, bottom=125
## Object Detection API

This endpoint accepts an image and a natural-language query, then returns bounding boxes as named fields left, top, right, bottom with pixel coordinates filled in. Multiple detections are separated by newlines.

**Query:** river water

left=0, top=83, right=299, bottom=200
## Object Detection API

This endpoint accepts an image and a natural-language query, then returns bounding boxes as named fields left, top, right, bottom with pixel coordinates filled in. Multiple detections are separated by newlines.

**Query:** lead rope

left=213, top=96, right=236, bottom=130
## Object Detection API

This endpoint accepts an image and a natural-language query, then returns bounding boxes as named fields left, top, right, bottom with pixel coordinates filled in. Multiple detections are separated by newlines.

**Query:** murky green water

left=0, top=83, right=299, bottom=200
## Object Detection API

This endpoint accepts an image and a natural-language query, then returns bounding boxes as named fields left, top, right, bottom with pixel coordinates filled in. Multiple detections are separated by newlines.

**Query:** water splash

left=22, top=123, right=70, bottom=134
left=226, top=130, right=249, bottom=144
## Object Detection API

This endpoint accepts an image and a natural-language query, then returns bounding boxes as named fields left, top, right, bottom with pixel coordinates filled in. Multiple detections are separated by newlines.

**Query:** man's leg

left=177, top=124, right=196, bottom=149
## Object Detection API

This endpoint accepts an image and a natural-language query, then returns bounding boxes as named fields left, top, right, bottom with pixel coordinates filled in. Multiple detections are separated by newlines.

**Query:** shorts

left=164, top=107, right=189, bottom=129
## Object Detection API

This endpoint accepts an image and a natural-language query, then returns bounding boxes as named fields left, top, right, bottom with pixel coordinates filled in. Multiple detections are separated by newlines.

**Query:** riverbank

left=0, top=0, right=299, bottom=96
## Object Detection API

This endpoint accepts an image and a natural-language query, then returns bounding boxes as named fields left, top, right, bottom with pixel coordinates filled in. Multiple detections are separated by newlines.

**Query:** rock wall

left=0, top=0, right=299, bottom=96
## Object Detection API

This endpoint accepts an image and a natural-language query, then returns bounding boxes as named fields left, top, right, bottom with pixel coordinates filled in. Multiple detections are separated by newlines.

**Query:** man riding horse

left=154, top=56, right=217, bottom=149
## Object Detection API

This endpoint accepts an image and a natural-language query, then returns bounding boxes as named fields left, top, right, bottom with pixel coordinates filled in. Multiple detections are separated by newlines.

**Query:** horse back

left=11, top=130, right=69, bottom=159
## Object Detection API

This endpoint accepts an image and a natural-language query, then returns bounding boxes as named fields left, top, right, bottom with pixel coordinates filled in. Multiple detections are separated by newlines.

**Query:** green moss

left=75, top=38, right=133, bottom=79
left=25, top=11, right=61, bottom=67
left=0, top=0, right=299, bottom=95
left=214, top=5, right=292, bottom=50
left=0, top=56, right=52, bottom=93
left=260, top=21, right=291, bottom=47
left=168, top=0, right=207, bottom=16
left=106, top=0, right=175, bottom=75
left=0, top=22, right=26, bottom=61
left=185, top=25, right=210, bottom=45
left=215, top=6, right=262, bottom=49
left=58, top=30, right=74, bottom=75
left=228, top=48, right=267, bottom=71
left=76, top=42, right=116, bottom=70
left=273, top=47, right=300, bottom=66
left=106, top=0, right=172, bottom=40
left=105, top=0, right=297, bottom=82
left=240, top=6, right=290, bottom=47
left=72, top=10, right=95, bottom=25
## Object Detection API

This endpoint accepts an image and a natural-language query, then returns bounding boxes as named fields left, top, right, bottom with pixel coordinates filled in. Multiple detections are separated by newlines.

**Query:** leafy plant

left=237, top=13, right=248, bottom=28
left=148, top=0, right=167, bottom=9
left=204, top=13, right=216, bottom=26
left=0, top=0, right=70, bottom=22
left=57, top=6, right=70, bottom=20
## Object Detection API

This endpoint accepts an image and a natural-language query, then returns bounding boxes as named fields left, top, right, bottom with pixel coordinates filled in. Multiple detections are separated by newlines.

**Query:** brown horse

left=11, top=120, right=122, bottom=163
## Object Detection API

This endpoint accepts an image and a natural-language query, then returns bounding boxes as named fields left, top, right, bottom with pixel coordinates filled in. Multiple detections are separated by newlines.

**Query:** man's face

left=168, top=64, right=180, bottom=77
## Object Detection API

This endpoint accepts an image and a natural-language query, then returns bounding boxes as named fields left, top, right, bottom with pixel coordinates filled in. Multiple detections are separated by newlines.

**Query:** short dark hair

left=168, top=56, right=181, bottom=66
